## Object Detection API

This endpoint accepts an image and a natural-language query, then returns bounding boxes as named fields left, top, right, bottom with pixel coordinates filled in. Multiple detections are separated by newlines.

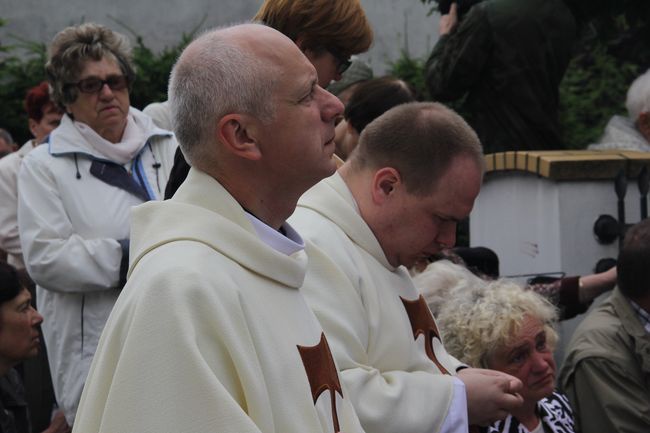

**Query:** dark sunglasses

left=66, top=75, right=129, bottom=94
left=328, top=48, right=352, bottom=75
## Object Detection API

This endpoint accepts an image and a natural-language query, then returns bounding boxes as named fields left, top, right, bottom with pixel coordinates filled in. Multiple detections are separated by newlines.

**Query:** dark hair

left=617, top=218, right=650, bottom=300
left=0, top=263, right=22, bottom=305
left=24, top=81, right=57, bottom=121
left=437, top=0, right=485, bottom=18
left=344, top=77, right=416, bottom=134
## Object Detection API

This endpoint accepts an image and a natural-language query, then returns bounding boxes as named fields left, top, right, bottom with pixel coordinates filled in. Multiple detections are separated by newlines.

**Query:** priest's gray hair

left=169, top=24, right=278, bottom=166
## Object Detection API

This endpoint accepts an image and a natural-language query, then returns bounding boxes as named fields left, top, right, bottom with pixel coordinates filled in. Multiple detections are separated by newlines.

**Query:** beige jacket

left=559, top=288, right=650, bottom=432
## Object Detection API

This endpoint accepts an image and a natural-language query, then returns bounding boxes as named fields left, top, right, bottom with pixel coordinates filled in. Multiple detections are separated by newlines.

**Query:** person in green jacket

left=425, top=0, right=576, bottom=153
left=559, top=218, right=650, bottom=432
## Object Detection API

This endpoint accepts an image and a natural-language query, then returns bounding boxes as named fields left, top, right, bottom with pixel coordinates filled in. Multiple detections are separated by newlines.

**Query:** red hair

left=24, top=81, right=56, bottom=121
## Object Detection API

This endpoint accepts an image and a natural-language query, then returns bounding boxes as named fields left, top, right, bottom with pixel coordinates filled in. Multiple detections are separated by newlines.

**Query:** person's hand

left=42, top=410, right=72, bottom=433
left=578, top=265, right=617, bottom=303
left=439, top=2, right=459, bottom=35
left=457, top=368, right=523, bottom=426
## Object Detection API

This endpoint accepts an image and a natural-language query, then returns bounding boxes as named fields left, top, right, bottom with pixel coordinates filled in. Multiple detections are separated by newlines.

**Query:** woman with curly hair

left=436, top=279, right=575, bottom=433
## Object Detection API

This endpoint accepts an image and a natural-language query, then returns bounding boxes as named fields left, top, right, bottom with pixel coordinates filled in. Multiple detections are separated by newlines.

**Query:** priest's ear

left=371, top=167, right=402, bottom=205
left=216, top=114, right=263, bottom=161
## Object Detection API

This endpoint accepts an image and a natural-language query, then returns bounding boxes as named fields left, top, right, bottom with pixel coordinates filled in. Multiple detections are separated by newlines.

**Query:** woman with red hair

left=0, top=82, right=63, bottom=270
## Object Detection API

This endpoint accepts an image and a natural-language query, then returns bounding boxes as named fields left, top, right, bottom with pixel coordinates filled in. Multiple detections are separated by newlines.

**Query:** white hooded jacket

left=17, top=108, right=177, bottom=424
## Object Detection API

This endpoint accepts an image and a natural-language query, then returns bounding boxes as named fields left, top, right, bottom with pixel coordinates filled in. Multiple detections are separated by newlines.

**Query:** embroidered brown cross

left=401, top=294, right=450, bottom=375
left=297, top=332, right=343, bottom=433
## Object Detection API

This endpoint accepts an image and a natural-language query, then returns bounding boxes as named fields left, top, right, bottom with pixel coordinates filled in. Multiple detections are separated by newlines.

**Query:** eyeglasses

left=328, top=48, right=352, bottom=75
left=66, top=75, right=129, bottom=94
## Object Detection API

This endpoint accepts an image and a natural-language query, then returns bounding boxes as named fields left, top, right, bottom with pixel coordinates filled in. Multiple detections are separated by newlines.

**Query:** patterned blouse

left=483, top=392, right=575, bottom=433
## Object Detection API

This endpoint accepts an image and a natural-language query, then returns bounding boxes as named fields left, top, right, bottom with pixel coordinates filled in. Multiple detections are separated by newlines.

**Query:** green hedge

left=559, top=45, right=640, bottom=149
left=390, top=1, right=650, bottom=150
left=0, top=24, right=49, bottom=146
left=2, top=10, right=649, bottom=150
left=388, top=39, right=648, bottom=150
left=0, top=19, right=192, bottom=145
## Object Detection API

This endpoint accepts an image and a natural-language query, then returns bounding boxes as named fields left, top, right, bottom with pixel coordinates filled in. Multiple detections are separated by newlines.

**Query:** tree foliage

left=387, top=51, right=430, bottom=101
left=0, top=18, right=194, bottom=145
left=0, top=27, right=48, bottom=146
left=396, top=0, right=650, bottom=149
left=107, top=16, right=200, bottom=110
left=559, top=16, right=648, bottom=148
left=2, top=4, right=650, bottom=150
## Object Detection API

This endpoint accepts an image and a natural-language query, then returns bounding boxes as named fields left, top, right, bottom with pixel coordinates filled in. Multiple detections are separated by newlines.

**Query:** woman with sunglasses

left=16, top=23, right=177, bottom=427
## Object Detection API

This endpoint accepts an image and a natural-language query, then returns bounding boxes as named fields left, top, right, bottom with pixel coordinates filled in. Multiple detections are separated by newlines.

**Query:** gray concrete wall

left=0, top=0, right=441, bottom=75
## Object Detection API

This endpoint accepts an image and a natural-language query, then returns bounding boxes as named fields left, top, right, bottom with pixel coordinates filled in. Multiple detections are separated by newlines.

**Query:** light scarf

left=74, top=111, right=147, bottom=164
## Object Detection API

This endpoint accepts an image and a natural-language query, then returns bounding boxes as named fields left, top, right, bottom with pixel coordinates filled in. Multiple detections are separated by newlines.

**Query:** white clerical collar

left=332, top=171, right=360, bottom=212
left=245, top=213, right=305, bottom=256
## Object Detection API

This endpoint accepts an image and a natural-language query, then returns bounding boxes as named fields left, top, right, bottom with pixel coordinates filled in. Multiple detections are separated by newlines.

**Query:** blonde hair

left=412, top=259, right=484, bottom=316
left=435, top=279, right=559, bottom=368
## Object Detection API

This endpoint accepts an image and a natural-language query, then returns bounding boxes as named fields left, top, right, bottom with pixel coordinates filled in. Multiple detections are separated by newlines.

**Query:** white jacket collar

left=48, top=107, right=172, bottom=160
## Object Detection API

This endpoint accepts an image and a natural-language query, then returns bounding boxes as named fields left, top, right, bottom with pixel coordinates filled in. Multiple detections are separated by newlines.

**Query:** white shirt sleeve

left=439, top=377, right=469, bottom=433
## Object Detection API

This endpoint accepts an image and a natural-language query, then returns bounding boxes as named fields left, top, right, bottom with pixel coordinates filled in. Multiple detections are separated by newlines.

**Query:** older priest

left=73, top=24, right=364, bottom=433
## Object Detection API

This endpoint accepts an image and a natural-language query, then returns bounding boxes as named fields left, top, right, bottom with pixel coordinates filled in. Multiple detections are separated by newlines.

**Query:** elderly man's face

left=0, top=288, right=43, bottom=366
left=255, top=38, right=344, bottom=191
left=374, top=155, right=482, bottom=269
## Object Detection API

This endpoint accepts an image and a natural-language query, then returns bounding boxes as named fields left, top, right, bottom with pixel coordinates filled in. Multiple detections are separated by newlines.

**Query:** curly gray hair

left=168, top=24, right=278, bottom=167
left=435, top=279, right=559, bottom=369
left=45, top=23, right=135, bottom=109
